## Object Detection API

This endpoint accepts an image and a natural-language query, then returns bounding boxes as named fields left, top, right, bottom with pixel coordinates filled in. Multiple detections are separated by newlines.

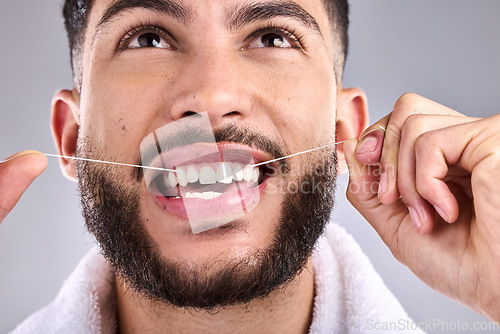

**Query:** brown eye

left=128, top=32, right=171, bottom=49
left=261, top=33, right=287, bottom=47
left=248, top=32, right=293, bottom=49
left=138, top=33, right=162, bottom=47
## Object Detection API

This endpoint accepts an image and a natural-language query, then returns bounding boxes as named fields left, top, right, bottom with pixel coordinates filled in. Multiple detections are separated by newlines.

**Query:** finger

left=346, top=139, right=380, bottom=203
left=0, top=151, right=48, bottom=224
left=397, top=115, right=479, bottom=233
left=379, top=93, right=466, bottom=206
left=414, top=115, right=500, bottom=235
left=345, top=139, right=408, bottom=247
left=355, top=114, right=390, bottom=166
left=346, top=137, right=434, bottom=268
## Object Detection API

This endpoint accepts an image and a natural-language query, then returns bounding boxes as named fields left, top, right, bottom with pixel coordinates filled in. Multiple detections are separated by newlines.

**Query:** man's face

left=73, top=0, right=341, bottom=308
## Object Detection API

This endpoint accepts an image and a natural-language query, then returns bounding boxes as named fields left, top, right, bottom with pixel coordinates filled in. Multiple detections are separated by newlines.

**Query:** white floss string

left=44, top=154, right=178, bottom=172
left=0, top=127, right=385, bottom=172
left=0, top=153, right=176, bottom=173
left=250, top=126, right=386, bottom=168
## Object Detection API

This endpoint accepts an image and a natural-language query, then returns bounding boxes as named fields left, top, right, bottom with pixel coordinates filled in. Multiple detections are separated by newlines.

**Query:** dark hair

left=323, top=0, right=349, bottom=77
left=63, top=0, right=349, bottom=85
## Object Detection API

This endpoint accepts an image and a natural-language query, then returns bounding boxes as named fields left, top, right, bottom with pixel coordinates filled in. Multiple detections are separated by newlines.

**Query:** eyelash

left=118, top=21, right=174, bottom=51
left=117, top=21, right=305, bottom=51
left=245, top=23, right=305, bottom=50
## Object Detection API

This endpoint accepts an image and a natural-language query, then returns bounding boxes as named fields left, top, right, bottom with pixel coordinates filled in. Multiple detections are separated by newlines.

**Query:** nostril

left=179, top=110, right=240, bottom=120
left=182, top=111, right=200, bottom=118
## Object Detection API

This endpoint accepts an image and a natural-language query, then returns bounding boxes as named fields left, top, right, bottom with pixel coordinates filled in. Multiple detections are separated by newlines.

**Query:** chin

left=139, top=177, right=285, bottom=266
left=135, top=142, right=286, bottom=264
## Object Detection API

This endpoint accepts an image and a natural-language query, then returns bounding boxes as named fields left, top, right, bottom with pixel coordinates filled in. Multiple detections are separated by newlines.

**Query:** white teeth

left=167, top=171, right=178, bottom=187
left=169, top=163, right=261, bottom=188
left=216, top=162, right=233, bottom=184
left=243, top=166, right=254, bottom=182
left=252, top=167, right=260, bottom=183
left=199, top=165, right=216, bottom=185
left=186, top=165, right=199, bottom=183
left=175, top=166, right=188, bottom=187
left=233, top=165, right=244, bottom=181
left=185, top=191, right=223, bottom=200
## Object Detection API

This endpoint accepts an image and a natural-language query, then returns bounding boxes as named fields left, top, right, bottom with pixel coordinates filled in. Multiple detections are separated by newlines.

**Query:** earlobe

left=336, top=87, right=369, bottom=174
left=51, top=89, right=80, bottom=181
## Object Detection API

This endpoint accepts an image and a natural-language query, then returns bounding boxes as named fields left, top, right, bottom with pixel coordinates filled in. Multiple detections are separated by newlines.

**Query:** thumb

left=0, top=151, right=48, bottom=224
left=344, top=139, right=409, bottom=251
left=344, top=139, right=382, bottom=206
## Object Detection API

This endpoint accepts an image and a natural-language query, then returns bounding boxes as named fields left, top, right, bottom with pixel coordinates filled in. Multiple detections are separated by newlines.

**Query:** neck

left=115, top=258, right=315, bottom=334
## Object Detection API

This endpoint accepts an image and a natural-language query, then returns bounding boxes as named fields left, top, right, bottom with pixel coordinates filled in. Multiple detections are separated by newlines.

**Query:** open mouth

left=153, top=162, right=268, bottom=200
left=145, top=145, right=273, bottom=200
left=142, top=143, right=276, bottom=233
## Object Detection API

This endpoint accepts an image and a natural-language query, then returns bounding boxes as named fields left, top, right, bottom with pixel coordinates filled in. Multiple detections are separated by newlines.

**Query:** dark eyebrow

left=227, top=1, right=322, bottom=37
left=95, top=0, right=192, bottom=34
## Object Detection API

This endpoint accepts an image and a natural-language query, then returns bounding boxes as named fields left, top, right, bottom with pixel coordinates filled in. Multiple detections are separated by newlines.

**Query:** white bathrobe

left=12, top=223, right=425, bottom=334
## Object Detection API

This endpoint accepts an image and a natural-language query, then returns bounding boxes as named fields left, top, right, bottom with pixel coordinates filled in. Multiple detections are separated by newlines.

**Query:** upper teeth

left=164, top=163, right=260, bottom=187
left=199, top=165, right=216, bottom=185
left=215, top=162, right=233, bottom=184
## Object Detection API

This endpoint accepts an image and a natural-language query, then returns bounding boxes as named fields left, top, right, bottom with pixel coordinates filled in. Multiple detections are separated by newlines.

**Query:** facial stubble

left=76, top=126, right=337, bottom=310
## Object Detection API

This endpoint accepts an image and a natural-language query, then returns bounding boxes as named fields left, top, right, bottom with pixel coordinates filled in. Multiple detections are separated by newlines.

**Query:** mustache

left=136, top=124, right=290, bottom=182
left=214, top=125, right=289, bottom=165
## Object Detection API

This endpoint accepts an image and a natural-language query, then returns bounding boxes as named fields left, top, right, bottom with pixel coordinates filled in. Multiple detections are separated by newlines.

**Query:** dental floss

left=0, top=153, right=176, bottom=173
left=0, top=126, right=386, bottom=172
left=250, top=126, right=386, bottom=168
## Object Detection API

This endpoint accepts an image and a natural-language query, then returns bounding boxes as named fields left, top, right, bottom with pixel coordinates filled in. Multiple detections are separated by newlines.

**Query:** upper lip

left=146, top=142, right=273, bottom=171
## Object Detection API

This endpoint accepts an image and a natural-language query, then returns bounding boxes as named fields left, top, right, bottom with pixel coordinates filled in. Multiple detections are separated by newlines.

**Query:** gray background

left=1, top=0, right=499, bottom=333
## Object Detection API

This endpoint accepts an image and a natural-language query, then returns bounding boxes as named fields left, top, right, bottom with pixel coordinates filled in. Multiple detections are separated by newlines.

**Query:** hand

left=343, top=93, right=500, bottom=321
left=0, top=151, right=47, bottom=224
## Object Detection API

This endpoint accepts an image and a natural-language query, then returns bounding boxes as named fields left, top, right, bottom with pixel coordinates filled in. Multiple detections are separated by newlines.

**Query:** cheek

left=255, top=60, right=337, bottom=151
left=80, top=57, right=177, bottom=158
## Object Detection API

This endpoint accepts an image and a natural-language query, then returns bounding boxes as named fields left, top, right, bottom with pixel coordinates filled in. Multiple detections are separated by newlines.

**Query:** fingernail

left=378, top=172, right=388, bottom=198
left=7, top=150, right=45, bottom=160
left=356, top=135, right=378, bottom=154
left=356, top=128, right=385, bottom=157
left=408, top=207, right=423, bottom=232
left=434, top=205, right=449, bottom=223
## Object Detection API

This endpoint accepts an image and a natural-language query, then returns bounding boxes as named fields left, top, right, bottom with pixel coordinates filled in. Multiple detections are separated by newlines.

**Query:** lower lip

left=154, top=177, right=269, bottom=222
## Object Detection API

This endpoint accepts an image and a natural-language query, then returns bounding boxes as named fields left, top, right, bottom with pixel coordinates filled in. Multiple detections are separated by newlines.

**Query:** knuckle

left=415, top=177, right=434, bottom=199
left=400, top=114, right=429, bottom=142
left=394, top=92, right=421, bottom=112
left=403, top=113, right=427, bottom=129
left=396, top=92, right=420, bottom=105
left=414, top=132, right=432, bottom=152
left=397, top=174, right=414, bottom=198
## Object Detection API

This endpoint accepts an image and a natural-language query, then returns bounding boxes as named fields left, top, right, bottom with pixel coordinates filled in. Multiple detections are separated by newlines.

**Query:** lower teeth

left=184, top=191, right=223, bottom=200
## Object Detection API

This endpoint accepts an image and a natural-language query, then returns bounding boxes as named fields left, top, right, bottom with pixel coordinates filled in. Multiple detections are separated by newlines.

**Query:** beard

left=76, top=125, right=337, bottom=310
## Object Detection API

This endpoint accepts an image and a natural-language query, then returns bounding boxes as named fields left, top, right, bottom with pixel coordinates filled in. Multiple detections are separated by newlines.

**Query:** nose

left=168, top=49, right=253, bottom=127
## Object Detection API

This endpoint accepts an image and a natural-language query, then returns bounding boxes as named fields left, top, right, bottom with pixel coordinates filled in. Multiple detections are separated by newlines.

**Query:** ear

left=336, top=87, right=369, bottom=174
left=51, top=89, right=80, bottom=181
